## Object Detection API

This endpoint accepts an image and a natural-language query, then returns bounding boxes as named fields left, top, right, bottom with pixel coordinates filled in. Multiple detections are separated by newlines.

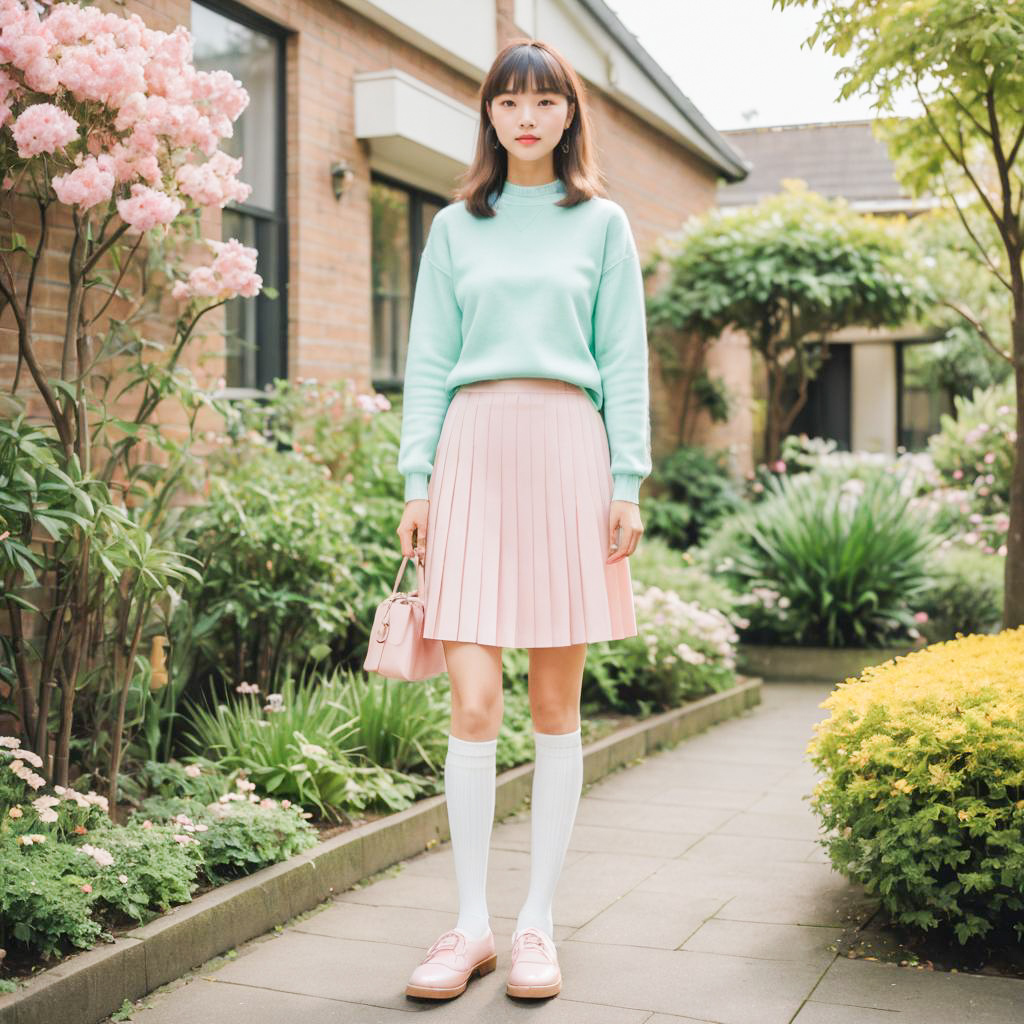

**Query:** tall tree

left=648, top=180, right=924, bottom=462
left=773, top=0, right=1024, bottom=625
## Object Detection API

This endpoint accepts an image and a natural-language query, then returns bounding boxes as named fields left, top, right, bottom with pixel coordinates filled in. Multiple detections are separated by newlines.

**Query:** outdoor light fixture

left=331, top=159, right=354, bottom=200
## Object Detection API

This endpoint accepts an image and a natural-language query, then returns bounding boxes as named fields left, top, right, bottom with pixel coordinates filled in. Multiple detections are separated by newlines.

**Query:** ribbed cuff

left=404, top=472, right=429, bottom=502
left=611, top=473, right=642, bottom=504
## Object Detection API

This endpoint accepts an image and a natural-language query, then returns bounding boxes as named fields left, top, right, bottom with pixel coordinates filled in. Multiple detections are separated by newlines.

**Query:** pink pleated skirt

left=421, top=376, right=638, bottom=648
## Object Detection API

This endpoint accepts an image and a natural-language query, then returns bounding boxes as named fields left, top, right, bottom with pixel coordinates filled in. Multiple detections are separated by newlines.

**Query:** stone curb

left=0, top=678, right=761, bottom=1024
left=738, top=642, right=919, bottom=683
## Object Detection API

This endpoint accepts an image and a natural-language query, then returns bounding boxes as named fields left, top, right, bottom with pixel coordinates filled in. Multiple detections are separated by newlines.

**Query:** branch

left=940, top=299, right=1013, bottom=364
left=939, top=164, right=1012, bottom=290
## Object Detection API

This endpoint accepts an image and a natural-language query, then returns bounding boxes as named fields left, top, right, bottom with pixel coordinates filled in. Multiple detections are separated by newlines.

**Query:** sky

left=605, top=0, right=923, bottom=132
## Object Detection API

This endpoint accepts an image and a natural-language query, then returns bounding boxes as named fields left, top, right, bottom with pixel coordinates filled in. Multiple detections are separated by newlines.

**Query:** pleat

left=546, top=399, right=573, bottom=646
left=497, top=392, right=518, bottom=646
left=515, top=393, right=536, bottom=645
left=419, top=381, right=638, bottom=647
left=476, top=394, right=503, bottom=646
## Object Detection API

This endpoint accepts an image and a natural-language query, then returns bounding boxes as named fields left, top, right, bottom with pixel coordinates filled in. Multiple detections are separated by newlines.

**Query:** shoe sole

left=506, top=975, right=562, bottom=998
left=405, top=953, right=498, bottom=999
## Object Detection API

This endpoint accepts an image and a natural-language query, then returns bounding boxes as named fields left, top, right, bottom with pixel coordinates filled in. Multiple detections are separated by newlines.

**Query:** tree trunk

left=1004, top=310, right=1024, bottom=628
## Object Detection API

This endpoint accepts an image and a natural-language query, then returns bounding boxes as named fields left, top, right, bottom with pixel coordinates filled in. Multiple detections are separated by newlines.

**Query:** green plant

left=180, top=671, right=434, bottom=822
left=928, top=379, right=1015, bottom=515
left=916, top=547, right=1004, bottom=643
left=644, top=444, right=743, bottom=551
left=714, top=470, right=939, bottom=647
left=809, top=628, right=1024, bottom=945
left=629, top=535, right=739, bottom=617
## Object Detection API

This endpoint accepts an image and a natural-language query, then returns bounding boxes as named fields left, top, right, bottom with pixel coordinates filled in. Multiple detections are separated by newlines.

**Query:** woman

left=396, top=37, right=650, bottom=1001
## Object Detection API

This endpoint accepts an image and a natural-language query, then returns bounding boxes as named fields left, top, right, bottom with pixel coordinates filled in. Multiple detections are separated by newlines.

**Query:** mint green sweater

left=397, top=177, right=651, bottom=504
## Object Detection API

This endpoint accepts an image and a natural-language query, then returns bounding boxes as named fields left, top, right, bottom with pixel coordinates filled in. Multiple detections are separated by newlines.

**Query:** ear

left=565, top=100, right=576, bottom=130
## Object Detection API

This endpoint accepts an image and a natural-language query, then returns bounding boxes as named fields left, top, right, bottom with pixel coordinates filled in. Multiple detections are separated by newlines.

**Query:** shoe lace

left=424, top=930, right=464, bottom=961
left=512, top=929, right=552, bottom=960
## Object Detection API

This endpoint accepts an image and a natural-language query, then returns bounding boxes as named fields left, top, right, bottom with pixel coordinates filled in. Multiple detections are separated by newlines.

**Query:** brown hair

left=456, top=38, right=607, bottom=218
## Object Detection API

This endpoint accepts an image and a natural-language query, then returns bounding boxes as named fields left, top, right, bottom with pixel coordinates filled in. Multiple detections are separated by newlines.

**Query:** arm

left=592, top=206, right=652, bottom=504
left=396, top=215, right=463, bottom=502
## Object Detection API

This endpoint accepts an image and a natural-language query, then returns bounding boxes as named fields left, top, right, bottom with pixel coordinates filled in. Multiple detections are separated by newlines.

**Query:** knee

left=451, top=695, right=503, bottom=740
left=528, top=697, right=579, bottom=734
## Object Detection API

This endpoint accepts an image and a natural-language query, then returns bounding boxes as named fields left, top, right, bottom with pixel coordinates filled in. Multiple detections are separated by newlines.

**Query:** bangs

left=488, top=45, right=572, bottom=99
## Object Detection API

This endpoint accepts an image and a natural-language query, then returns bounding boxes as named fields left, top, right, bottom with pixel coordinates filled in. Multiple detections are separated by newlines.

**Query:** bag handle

left=391, top=550, right=427, bottom=596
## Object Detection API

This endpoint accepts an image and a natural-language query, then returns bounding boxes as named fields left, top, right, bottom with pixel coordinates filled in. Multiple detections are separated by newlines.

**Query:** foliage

left=0, top=0, right=261, bottom=807
left=180, top=670, right=438, bottom=822
left=628, top=535, right=739, bottom=618
left=773, top=0, right=1024, bottom=627
left=916, top=547, right=1004, bottom=644
left=808, top=628, right=1024, bottom=945
left=644, top=445, right=743, bottom=550
left=710, top=470, right=939, bottom=647
left=928, top=379, right=1016, bottom=515
left=580, top=582, right=738, bottom=716
left=647, top=179, right=928, bottom=460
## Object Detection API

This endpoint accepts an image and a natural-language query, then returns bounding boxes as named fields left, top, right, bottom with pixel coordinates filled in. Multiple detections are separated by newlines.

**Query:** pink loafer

left=506, top=927, right=562, bottom=998
left=405, top=927, right=497, bottom=999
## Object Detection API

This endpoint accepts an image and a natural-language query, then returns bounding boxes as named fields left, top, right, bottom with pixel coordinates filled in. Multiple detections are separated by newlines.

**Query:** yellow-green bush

left=807, top=628, right=1024, bottom=944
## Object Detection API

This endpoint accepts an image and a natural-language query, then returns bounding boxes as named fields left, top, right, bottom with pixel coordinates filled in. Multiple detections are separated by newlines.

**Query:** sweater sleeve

left=396, top=213, right=463, bottom=502
left=592, top=205, right=652, bottom=504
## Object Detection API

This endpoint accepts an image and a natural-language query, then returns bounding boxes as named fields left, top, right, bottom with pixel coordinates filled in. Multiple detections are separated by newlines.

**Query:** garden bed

left=737, top=642, right=922, bottom=683
left=0, top=679, right=760, bottom=1024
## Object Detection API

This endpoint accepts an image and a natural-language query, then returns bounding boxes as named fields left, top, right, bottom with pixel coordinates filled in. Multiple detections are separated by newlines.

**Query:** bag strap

left=391, top=550, right=427, bottom=596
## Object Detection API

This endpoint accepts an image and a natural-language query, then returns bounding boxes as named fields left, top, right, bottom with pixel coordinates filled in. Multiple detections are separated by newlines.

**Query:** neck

left=504, top=155, right=557, bottom=186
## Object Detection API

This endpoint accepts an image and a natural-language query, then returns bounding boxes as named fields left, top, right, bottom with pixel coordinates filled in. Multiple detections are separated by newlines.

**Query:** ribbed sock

left=515, top=726, right=583, bottom=939
left=444, top=732, right=497, bottom=941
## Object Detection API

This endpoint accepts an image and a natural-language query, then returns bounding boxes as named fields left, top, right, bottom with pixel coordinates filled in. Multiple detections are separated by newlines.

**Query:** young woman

left=395, top=37, right=650, bottom=1001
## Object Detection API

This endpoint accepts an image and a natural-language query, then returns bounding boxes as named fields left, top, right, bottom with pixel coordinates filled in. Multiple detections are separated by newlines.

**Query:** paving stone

left=491, top=818, right=703, bottom=857
left=574, top=795, right=734, bottom=834
left=680, top=918, right=842, bottom=967
left=791, top=1002, right=919, bottom=1023
left=711, top=809, right=829, bottom=841
left=680, top=831, right=824, bottom=865
left=812, top=957, right=1024, bottom=1023
left=556, top=940, right=822, bottom=1023
left=569, top=890, right=727, bottom=948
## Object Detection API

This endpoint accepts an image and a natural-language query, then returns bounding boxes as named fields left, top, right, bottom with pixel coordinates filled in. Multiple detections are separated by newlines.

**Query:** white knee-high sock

left=444, top=733, right=497, bottom=941
left=515, top=726, right=583, bottom=939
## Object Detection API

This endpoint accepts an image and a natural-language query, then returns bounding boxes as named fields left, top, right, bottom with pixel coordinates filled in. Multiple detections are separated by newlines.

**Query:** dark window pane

left=899, top=342, right=954, bottom=451
left=371, top=182, right=411, bottom=381
left=191, top=4, right=279, bottom=210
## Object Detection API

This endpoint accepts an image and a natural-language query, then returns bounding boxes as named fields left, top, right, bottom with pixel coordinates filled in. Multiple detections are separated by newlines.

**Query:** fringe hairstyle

left=456, top=38, right=607, bottom=218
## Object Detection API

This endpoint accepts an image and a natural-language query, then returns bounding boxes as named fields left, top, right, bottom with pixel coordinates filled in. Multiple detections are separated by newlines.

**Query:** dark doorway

left=790, top=343, right=852, bottom=450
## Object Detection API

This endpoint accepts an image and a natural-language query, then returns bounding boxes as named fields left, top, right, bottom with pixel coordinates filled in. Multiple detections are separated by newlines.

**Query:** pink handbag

left=363, top=552, right=448, bottom=681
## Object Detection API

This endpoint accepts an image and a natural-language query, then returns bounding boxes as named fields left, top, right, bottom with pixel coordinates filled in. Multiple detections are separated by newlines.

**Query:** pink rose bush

left=0, top=0, right=260, bottom=293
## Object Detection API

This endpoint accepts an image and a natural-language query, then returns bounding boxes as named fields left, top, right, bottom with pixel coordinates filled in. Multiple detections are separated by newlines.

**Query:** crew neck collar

left=494, top=178, right=567, bottom=205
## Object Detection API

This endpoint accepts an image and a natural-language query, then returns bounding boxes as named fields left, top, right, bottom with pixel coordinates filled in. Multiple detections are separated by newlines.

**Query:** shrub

left=916, top=548, right=1004, bottom=643
left=629, top=536, right=740, bottom=618
left=644, top=445, right=742, bottom=550
left=928, top=379, right=1015, bottom=514
left=581, top=582, right=738, bottom=715
left=181, top=670, right=437, bottom=821
left=808, top=628, right=1024, bottom=945
left=711, top=470, right=938, bottom=647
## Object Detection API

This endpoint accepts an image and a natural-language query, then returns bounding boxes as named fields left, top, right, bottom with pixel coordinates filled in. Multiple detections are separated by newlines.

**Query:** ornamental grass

left=808, top=627, right=1024, bottom=944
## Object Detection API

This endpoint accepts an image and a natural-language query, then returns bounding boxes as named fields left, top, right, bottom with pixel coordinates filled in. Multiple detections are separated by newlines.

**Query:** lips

left=516, top=135, right=539, bottom=142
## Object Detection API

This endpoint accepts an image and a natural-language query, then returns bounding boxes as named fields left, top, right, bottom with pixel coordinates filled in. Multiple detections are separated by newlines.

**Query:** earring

left=489, top=125, right=499, bottom=150
left=560, top=138, right=570, bottom=154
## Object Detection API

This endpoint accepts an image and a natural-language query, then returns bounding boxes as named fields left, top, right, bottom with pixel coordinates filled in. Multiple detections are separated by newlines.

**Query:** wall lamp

left=331, top=159, right=355, bottom=200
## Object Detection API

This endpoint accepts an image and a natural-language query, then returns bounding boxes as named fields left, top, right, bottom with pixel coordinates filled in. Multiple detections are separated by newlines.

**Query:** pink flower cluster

left=171, top=237, right=262, bottom=301
left=1, top=0, right=252, bottom=222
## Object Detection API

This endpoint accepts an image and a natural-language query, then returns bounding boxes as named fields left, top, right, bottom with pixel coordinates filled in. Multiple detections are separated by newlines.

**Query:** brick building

left=2, top=0, right=752, bottom=477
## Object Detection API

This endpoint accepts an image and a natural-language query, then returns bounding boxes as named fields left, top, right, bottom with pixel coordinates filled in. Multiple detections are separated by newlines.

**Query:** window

left=370, top=174, right=448, bottom=391
left=897, top=341, right=954, bottom=451
left=191, top=1, right=288, bottom=392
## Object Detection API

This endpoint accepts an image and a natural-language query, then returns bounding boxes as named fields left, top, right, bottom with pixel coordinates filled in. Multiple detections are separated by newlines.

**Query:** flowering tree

left=772, top=0, right=1024, bottom=626
left=0, top=0, right=265, bottom=809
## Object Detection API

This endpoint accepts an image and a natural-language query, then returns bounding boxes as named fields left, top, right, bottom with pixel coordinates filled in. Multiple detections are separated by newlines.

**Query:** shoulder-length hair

left=456, top=38, right=607, bottom=218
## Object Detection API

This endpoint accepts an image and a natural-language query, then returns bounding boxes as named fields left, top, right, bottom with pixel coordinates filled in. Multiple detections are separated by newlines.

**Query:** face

left=487, top=83, right=575, bottom=164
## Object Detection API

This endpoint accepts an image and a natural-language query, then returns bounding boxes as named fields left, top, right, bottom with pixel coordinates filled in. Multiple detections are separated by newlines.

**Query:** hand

left=397, top=499, right=429, bottom=561
left=607, top=500, right=643, bottom=564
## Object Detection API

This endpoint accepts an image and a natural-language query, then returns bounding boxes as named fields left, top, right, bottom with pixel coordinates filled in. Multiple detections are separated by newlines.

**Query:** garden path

left=124, top=683, right=1024, bottom=1024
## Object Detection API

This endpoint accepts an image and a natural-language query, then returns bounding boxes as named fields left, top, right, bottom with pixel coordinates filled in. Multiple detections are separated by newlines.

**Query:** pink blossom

left=52, top=153, right=116, bottom=209
left=772, top=460, right=786, bottom=473
left=11, top=103, right=79, bottom=158
left=81, top=883, right=93, bottom=893
left=913, top=611, right=929, bottom=624
left=115, top=183, right=183, bottom=233
left=176, top=150, right=251, bottom=207
left=173, top=237, right=262, bottom=301
left=983, top=452, right=996, bottom=464
left=184, top=764, right=202, bottom=778
left=952, top=469, right=964, bottom=480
